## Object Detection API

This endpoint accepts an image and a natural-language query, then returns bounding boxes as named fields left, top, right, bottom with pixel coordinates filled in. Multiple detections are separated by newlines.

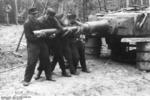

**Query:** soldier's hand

left=67, top=27, right=73, bottom=33
left=49, top=33, right=56, bottom=39
left=75, top=27, right=81, bottom=34
left=62, top=31, right=70, bottom=37
left=33, top=30, right=42, bottom=38
left=35, top=31, right=47, bottom=38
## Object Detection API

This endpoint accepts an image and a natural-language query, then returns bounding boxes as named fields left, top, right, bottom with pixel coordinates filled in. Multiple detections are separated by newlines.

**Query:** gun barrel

left=84, top=20, right=110, bottom=33
left=33, top=20, right=110, bottom=37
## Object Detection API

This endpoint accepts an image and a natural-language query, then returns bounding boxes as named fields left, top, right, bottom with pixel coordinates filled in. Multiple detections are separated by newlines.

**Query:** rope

left=0, top=63, right=26, bottom=74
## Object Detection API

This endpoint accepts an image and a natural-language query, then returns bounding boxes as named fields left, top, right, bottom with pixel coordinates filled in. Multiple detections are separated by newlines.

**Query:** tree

left=126, top=0, right=130, bottom=7
left=57, top=0, right=64, bottom=14
left=15, top=0, right=18, bottom=24
left=103, top=0, right=107, bottom=11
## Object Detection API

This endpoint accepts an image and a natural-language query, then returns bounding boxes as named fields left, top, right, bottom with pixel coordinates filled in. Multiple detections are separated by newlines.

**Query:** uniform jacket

left=24, top=16, right=42, bottom=44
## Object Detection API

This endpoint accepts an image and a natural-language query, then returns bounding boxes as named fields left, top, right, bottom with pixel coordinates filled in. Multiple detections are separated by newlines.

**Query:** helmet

left=46, top=8, right=56, bottom=16
left=67, top=13, right=76, bottom=19
left=28, top=7, right=38, bottom=15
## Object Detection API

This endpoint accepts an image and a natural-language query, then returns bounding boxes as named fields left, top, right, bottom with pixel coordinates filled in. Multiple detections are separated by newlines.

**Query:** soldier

left=48, top=13, right=80, bottom=75
left=22, top=7, right=54, bottom=86
left=59, top=13, right=79, bottom=75
left=64, top=13, right=90, bottom=73
left=34, top=8, right=71, bottom=80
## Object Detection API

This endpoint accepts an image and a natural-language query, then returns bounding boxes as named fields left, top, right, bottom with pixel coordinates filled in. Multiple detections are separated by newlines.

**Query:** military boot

left=22, top=81, right=30, bottom=86
left=62, top=71, right=71, bottom=77
left=82, top=68, right=91, bottom=73
left=34, top=70, right=42, bottom=80
left=46, top=75, right=56, bottom=81
left=70, top=70, right=80, bottom=75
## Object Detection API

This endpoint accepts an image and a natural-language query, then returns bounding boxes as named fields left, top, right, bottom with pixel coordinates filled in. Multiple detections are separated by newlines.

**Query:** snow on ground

left=1, top=25, right=150, bottom=96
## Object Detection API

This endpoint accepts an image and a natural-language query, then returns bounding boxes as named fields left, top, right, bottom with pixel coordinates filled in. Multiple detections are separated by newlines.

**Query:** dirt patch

left=0, top=25, right=27, bottom=71
left=1, top=58, right=150, bottom=96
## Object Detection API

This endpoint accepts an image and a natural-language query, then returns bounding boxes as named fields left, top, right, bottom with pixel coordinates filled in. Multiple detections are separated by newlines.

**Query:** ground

left=1, top=25, right=150, bottom=96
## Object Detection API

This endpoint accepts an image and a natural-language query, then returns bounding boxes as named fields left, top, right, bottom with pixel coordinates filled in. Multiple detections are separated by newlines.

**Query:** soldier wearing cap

left=23, top=7, right=54, bottom=86
left=34, top=7, right=71, bottom=79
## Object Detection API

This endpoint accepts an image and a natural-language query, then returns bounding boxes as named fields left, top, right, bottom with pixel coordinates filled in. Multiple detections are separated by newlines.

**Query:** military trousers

left=73, top=40, right=87, bottom=70
left=37, top=37, right=67, bottom=74
left=24, top=42, right=51, bottom=82
left=49, top=37, right=67, bottom=73
left=62, top=38, right=78, bottom=73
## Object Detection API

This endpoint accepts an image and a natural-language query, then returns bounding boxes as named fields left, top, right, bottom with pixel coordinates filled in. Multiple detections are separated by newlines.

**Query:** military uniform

left=35, top=8, right=70, bottom=78
left=23, top=8, right=52, bottom=86
left=73, top=35, right=89, bottom=72
left=63, top=14, right=90, bottom=73
left=62, top=34, right=78, bottom=74
left=49, top=14, right=79, bottom=75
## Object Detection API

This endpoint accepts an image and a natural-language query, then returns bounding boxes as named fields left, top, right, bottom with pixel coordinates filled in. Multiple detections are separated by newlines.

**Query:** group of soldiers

left=22, top=7, right=90, bottom=86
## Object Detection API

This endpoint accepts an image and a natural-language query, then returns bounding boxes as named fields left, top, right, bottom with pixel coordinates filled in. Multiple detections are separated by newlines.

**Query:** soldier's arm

left=24, top=23, right=40, bottom=42
left=53, top=17, right=65, bottom=36
left=75, top=20, right=84, bottom=26
left=54, top=17, right=63, bottom=30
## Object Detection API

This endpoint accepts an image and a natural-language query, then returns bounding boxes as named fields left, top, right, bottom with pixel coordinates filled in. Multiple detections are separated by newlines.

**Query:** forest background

left=0, top=0, right=149, bottom=24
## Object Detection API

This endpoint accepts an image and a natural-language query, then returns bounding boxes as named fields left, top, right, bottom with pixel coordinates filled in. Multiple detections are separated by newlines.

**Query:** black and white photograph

left=1, top=0, right=150, bottom=97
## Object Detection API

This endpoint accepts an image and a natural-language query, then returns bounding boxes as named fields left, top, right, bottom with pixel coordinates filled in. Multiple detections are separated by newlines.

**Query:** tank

left=94, top=5, right=150, bottom=69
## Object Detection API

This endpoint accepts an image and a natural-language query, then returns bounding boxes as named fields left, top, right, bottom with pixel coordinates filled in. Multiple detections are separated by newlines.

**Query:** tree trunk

left=83, top=0, right=88, bottom=22
left=57, top=0, right=64, bottom=14
left=6, top=13, right=9, bottom=25
left=126, top=0, right=130, bottom=7
left=74, top=0, right=79, bottom=18
left=103, top=0, right=107, bottom=11
left=97, top=0, right=102, bottom=11
left=15, top=0, right=18, bottom=24
left=141, top=0, right=143, bottom=5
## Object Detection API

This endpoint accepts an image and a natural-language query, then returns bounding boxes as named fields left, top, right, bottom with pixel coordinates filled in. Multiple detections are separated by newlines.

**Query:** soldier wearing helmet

left=67, top=13, right=76, bottom=20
